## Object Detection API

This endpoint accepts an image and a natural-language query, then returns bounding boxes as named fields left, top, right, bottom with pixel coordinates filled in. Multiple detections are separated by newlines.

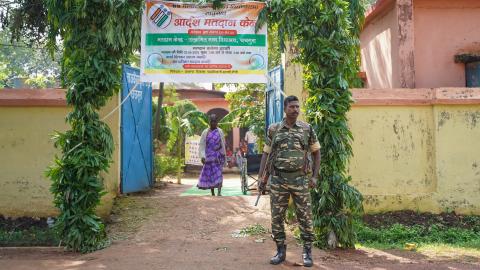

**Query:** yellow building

left=0, top=89, right=119, bottom=218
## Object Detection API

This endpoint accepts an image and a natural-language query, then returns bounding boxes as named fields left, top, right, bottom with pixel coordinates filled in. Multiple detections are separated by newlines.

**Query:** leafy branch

left=222, top=84, right=266, bottom=152
left=44, top=0, right=142, bottom=253
left=259, top=0, right=366, bottom=248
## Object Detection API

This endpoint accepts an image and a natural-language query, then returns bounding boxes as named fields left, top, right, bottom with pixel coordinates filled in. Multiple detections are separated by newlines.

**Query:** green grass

left=0, top=227, right=60, bottom=247
left=240, top=224, right=268, bottom=236
left=355, top=222, right=480, bottom=250
left=155, top=155, right=184, bottom=179
left=416, top=243, right=480, bottom=259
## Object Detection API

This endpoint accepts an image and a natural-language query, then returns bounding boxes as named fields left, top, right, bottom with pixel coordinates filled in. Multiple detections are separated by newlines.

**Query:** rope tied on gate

left=62, top=81, right=142, bottom=157
left=101, top=81, right=141, bottom=121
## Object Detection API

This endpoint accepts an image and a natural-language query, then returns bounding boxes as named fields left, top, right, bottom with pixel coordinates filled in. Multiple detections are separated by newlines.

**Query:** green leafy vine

left=45, top=0, right=142, bottom=253
left=259, top=0, right=366, bottom=248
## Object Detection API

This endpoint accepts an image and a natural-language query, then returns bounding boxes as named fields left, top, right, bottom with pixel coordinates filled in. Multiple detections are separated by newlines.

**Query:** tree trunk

left=176, top=129, right=183, bottom=184
left=154, top=82, right=164, bottom=141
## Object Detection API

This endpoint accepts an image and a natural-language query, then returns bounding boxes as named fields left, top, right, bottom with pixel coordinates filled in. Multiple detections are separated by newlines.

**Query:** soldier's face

left=285, top=101, right=300, bottom=119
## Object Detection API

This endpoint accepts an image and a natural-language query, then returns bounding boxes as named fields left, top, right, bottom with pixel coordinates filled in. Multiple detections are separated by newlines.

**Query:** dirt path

left=1, top=175, right=479, bottom=270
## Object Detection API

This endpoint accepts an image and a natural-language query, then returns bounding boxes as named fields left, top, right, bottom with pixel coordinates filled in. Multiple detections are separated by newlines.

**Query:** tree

left=152, top=85, right=180, bottom=145
left=153, top=83, right=165, bottom=142
left=0, top=67, right=7, bottom=88
left=268, top=23, right=281, bottom=69
left=165, top=100, right=208, bottom=183
left=44, top=0, right=142, bottom=253
left=0, top=0, right=48, bottom=43
left=24, top=74, right=55, bottom=88
left=222, top=84, right=266, bottom=152
left=0, top=30, right=60, bottom=88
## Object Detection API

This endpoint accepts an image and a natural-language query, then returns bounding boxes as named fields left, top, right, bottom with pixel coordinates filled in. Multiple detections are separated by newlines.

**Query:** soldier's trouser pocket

left=270, top=176, right=290, bottom=243
left=289, top=176, right=315, bottom=244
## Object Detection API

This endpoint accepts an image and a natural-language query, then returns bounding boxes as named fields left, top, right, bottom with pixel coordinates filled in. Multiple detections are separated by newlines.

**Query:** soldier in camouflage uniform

left=258, top=95, right=321, bottom=267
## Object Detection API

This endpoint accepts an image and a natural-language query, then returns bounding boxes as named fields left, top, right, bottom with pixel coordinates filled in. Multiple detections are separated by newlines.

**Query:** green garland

left=45, top=0, right=142, bottom=253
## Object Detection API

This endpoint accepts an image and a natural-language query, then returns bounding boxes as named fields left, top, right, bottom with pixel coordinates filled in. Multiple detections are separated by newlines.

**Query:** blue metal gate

left=121, top=65, right=153, bottom=193
left=266, top=65, right=284, bottom=131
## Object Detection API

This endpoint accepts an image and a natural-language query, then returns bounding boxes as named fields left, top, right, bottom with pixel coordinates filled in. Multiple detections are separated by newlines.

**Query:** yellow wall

left=433, top=105, right=480, bottom=213
left=283, top=39, right=480, bottom=214
left=0, top=96, right=120, bottom=218
left=348, top=104, right=480, bottom=214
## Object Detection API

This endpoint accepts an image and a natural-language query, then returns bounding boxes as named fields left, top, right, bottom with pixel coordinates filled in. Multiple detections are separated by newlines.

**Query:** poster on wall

left=185, top=135, right=202, bottom=165
left=141, top=1, right=267, bottom=83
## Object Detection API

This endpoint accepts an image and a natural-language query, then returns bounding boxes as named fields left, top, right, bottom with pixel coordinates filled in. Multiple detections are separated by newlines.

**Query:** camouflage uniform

left=264, top=119, right=321, bottom=246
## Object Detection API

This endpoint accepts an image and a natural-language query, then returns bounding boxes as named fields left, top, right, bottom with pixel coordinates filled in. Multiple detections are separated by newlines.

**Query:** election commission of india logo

left=148, top=3, right=172, bottom=29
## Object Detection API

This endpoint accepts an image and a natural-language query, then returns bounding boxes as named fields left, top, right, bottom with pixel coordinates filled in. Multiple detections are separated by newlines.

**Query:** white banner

left=185, top=135, right=202, bottom=165
left=141, top=1, right=267, bottom=83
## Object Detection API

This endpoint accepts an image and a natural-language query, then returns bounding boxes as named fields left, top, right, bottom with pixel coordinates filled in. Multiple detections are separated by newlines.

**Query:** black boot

left=302, top=244, right=313, bottom=267
left=270, top=243, right=286, bottom=265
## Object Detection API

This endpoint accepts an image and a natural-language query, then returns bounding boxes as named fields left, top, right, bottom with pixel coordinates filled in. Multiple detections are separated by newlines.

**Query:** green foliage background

left=152, top=97, right=207, bottom=182
left=0, top=31, right=60, bottom=88
left=164, top=100, right=208, bottom=158
left=44, top=0, right=142, bottom=253
left=221, top=84, right=266, bottom=152
left=154, top=155, right=185, bottom=179
left=262, top=0, right=366, bottom=248
left=0, top=227, right=59, bottom=247
left=152, top=85, right=180, bottom=144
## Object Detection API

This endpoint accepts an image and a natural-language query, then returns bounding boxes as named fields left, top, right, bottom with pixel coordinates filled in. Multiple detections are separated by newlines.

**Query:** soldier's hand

left=259, top=177, right=268, bottom=190
left=309, top=176, right=318, bottom=188
left=258, top=182, right=264, bottom=192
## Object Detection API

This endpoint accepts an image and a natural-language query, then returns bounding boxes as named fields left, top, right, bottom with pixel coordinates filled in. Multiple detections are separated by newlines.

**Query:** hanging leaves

left=257, top=0, right=366, bottom=248
left=45, top=0, right=142, bottom=253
